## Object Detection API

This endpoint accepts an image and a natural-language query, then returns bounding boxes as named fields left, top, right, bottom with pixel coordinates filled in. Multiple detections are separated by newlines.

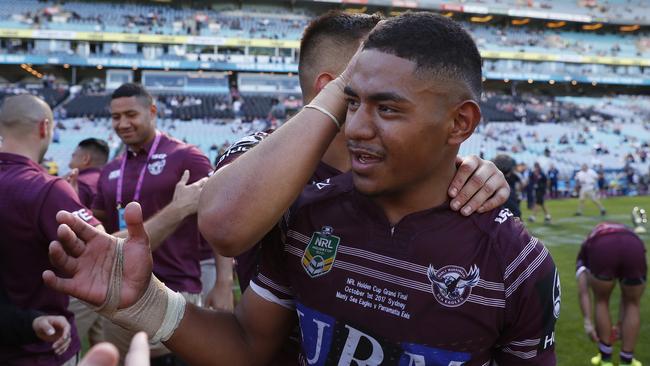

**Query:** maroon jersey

left=215, top=131, right=342, bottom=291
left=77, top=166, right=102, bottom=208
left=0, top=152, right=99, bottom=365
left=576, top=223, right=647, bottom=284
left=251, top=173, right=559, bottom=366
left=93, top=132, right=212, bottom=293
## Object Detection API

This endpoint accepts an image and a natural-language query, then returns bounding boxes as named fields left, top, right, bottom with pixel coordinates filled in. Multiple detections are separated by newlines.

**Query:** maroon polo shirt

left=77, top=167, right=102, bottom=208
left=251, top=172, right=559, bottom=365
left=0, top=152, right=99, bottom=365
left=93, top=132, right=212, bottom=293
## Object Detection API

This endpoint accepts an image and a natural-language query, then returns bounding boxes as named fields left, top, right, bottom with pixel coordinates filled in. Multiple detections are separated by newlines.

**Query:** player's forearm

left=165, top=304, right=259, bottom=365
left=199, top=108, right=340, bottom=257
left=216, top=254, right=234, bottom=284
left=114, top=204, right=184, bottom=250
left=577, top=273, right=592, bottom=320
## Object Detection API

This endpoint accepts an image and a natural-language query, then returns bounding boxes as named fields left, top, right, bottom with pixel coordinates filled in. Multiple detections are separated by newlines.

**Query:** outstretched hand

left=172, top=170, right=208, bottom=218
left=43, top=202, right=153, bottom=309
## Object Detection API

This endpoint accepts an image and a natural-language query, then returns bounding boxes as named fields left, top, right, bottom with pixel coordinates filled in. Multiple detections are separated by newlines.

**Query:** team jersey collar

left=0, top=152, right=47, bottom=172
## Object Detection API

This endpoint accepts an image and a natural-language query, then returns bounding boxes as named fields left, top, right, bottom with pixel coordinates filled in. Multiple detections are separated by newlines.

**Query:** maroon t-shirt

left=0, top=152, right=99, bottom=365
left=93, top=133, right=212, bottom=293
left=77, top=167, right=102, bottom=208
left=251, top=173, right=559, bottom=366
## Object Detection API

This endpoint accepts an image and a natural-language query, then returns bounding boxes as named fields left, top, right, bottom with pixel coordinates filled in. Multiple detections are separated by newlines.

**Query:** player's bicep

left=236, top=287, right=296, bottom=363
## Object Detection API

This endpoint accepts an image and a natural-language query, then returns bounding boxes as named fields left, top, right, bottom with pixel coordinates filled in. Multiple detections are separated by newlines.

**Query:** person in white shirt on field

left=575, top=163, right=606, bottom=216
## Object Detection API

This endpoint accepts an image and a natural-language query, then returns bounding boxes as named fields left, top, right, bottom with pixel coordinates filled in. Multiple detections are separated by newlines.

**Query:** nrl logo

left=427, top=264, right=480, bottom=307
left=301, top=226, right=340, bottom=278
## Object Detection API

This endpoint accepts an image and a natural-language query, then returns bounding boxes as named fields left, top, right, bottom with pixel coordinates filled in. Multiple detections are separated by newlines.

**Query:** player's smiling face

left=343, top=49, right=459, bottom=198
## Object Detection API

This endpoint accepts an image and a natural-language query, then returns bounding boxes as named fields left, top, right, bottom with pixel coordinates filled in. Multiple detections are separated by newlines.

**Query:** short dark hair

left=78, top=137, right=109, bottom=165
left=111, top=83, right=153, bottom=106
left=364, top=12, right=483, bottom=100
left=299, top=11, right=382, bottom=92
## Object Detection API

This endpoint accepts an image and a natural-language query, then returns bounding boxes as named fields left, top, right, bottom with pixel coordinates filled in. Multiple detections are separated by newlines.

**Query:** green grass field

left=523, top=195, right=650, bottom=365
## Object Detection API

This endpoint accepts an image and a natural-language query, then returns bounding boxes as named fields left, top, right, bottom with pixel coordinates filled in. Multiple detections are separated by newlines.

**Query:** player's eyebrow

left=344, top=86, right=411, bottom=105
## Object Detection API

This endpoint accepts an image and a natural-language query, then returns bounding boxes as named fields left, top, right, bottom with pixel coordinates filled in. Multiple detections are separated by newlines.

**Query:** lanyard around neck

left=116, top=132, right=162, bottom=208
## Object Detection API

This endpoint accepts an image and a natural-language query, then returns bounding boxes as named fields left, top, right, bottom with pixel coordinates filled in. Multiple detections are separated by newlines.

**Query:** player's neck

left=0, top=138, right=41, bottom=163
left=374, top=161, right=456, bottom=226
left=127, top=130, right=157, bottom=153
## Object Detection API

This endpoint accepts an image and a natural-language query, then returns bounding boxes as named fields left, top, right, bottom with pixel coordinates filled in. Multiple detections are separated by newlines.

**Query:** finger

left=57, top=224, right=86, bottom=258
left=78, top=342, right=120, bottom=366
left=125, top=332, right=150, bottom=366
left=124, top=202, right=148, bottom=245
left=54, top=337, right=71, bottom=355
left=194, top=177, right=208, bottom=187
left=177, top=170, right=190, bottom=186
left=42, top=270, right=78, bottom=296
left=54, top=316, right=71, bottom=339
left=49, top=241, right=79, bottom=275
left=448, top=155, right=480, bottom=199
left=476, top=186, right=510, bottom=214
left=461, top=174, right=501, bottom=216
left=56, top=210, right=101, bottom=243
left=451, top=160, right=491, bottom=211
left=53, top=334, right=70, bottom=354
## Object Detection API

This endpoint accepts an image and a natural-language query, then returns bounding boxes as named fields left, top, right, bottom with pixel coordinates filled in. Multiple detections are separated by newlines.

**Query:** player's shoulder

left=470, top=207, right=543, bottom=263
left=292, top=172, right=354, bottom=212
left=215, top=130, right=273, bottom=170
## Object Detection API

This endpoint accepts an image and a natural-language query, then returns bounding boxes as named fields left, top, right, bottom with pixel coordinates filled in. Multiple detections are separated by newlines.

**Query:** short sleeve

left=39, top=179, right=100, bottom=242
left=576, top=242, right=589, bottom=278
left=249, top=226, right=295, bottom=310
left=491, top=214, right=558, bottom=365
left=77, top=180, right=95, bottom=208
left=183, top=146, right=213, bottom=183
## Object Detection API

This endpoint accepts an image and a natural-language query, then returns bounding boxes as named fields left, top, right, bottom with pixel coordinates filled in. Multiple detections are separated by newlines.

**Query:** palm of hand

left=44, top=205, right=153, bottom=310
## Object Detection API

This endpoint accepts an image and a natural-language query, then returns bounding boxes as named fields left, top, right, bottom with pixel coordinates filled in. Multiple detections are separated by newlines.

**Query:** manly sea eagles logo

left=147, top=159, right=166, bottom=176
left=427, top=264, right=480, bottom=307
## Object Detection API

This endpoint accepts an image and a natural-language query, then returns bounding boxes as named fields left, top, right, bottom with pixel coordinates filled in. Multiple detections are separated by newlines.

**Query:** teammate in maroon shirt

left=65, top=137, right=110, bottom=347
left=45, top=13, right=555, bottom=366
left=92, top=83, right=233, bottom=363
left=576, top=223, right=646, bottom=366
left=67, top=138, right=110, bottom=208
left=0, top=94, right=100, bottom=365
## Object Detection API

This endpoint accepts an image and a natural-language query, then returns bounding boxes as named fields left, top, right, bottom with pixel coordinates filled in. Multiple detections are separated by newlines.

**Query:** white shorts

left=579, top=188, right=597, bottom=200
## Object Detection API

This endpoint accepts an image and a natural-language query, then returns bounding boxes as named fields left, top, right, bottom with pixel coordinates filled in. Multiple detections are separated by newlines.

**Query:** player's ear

left=447, top=100, right=481, bottom=145
left=313, top=72, right=336, bottom=95
left=38, top=118, right=51, bottom=139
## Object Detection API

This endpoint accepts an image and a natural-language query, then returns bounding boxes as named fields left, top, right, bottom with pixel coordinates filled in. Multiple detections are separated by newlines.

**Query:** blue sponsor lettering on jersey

left=296, top=303, right=471, bottom=366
